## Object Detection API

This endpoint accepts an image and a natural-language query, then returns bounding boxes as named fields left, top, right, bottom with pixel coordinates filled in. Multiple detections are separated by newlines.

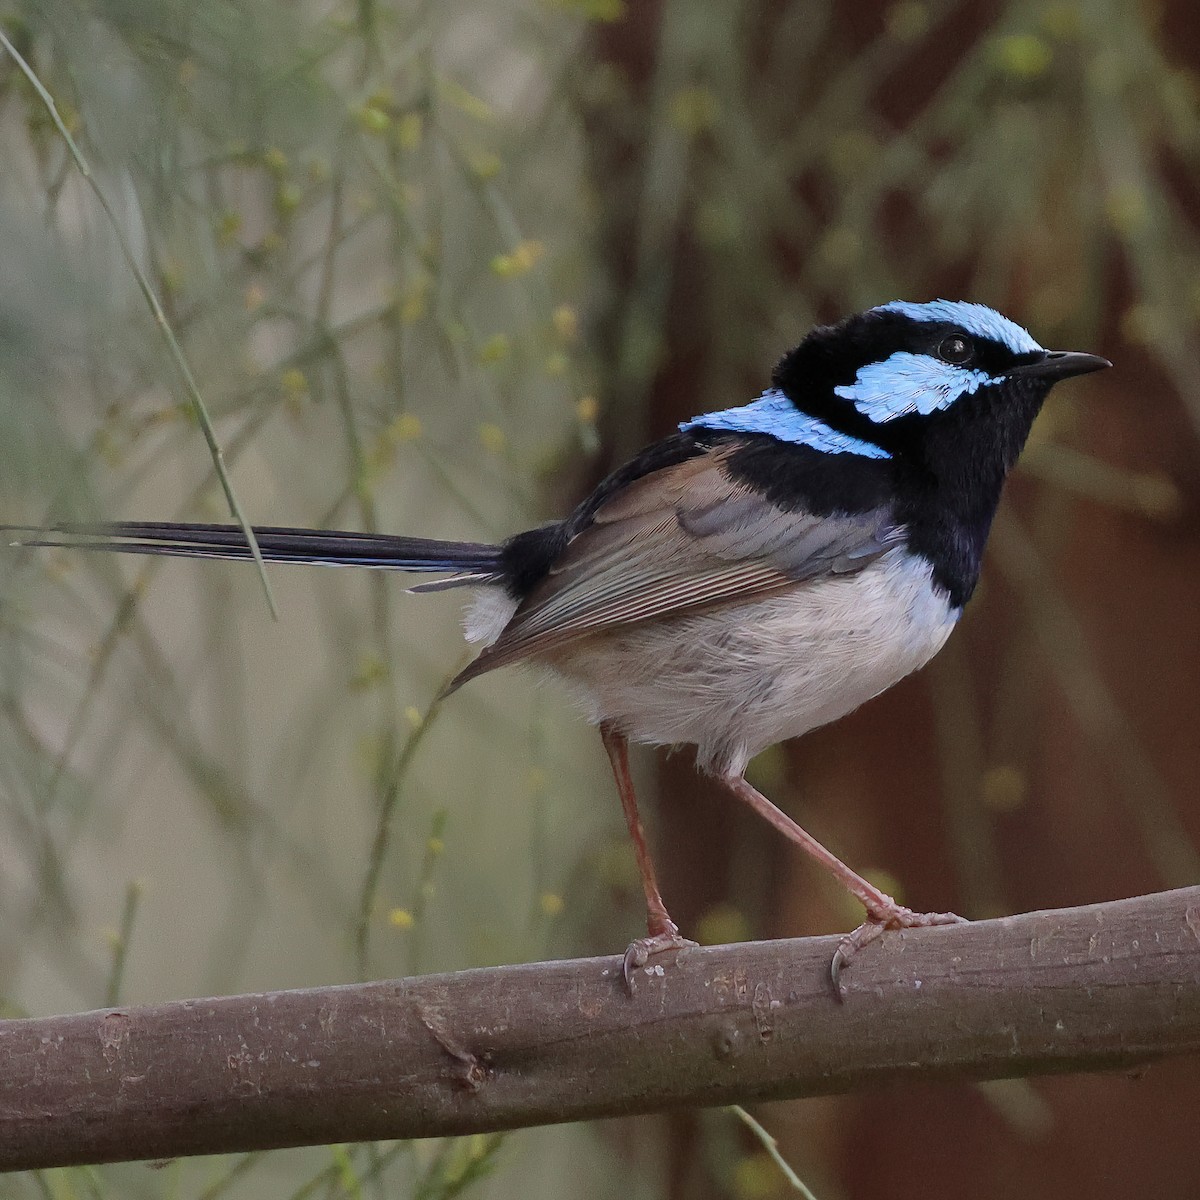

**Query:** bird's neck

left=900, top=387, right=1046, bottom=608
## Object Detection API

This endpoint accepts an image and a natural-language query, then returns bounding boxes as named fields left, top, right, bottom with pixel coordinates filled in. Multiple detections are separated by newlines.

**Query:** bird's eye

left=938, top=334, right=973, bottom=365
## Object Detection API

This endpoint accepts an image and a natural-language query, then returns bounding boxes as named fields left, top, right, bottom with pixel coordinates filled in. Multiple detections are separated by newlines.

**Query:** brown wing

left=451, top=448, right=898, bottom=688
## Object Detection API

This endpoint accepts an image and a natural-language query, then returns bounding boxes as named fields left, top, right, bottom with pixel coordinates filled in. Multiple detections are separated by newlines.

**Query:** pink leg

left=720, top=773, right=965, bottom=994
left=600, top=723, right=695, bottom=989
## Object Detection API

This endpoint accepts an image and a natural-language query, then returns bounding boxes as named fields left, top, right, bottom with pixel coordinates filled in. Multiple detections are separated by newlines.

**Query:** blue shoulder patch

left=834, top=352, right=994, bottom=423
left=681, top=391, right=888, bottom=456
left=875, top=299, right=1042, bottom=356
left=681, top=391, right=891, bottom=459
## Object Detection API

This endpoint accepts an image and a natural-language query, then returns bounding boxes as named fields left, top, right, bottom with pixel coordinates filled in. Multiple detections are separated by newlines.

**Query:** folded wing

left=452, top=447, right=899, bottom=688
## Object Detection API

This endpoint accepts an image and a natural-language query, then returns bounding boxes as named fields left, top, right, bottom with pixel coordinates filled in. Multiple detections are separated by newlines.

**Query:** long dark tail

left=2, top=521, right=505, bottom=591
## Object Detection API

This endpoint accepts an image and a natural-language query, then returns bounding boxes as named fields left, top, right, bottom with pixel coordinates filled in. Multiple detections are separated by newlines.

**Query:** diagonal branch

left=4, top=887, right=1200, bottom=1172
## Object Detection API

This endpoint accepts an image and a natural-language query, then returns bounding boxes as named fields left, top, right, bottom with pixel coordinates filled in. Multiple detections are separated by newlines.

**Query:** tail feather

left=2, top=521, right=504, bottom=583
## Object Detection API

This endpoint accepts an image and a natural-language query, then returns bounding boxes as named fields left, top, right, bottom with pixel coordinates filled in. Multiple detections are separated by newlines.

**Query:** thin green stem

left=354, top=668, right=459, bottom=979
left=729, top=1105, right=821, bottom=1200
left=0, top=25, right=277, bottom=617
left=103, top=880, right=143, bottom=1007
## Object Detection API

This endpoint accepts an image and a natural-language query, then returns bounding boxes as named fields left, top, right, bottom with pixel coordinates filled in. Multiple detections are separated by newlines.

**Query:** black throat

left=890, top=374, right=1051, bottom=607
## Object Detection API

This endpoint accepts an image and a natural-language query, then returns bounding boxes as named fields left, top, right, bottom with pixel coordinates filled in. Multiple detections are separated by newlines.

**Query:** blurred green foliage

left=0, top=1, right=1197, bottom=1198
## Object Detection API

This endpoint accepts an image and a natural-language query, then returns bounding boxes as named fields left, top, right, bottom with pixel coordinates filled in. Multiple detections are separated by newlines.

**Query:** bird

left=5, top=300, right=1110, bottom=992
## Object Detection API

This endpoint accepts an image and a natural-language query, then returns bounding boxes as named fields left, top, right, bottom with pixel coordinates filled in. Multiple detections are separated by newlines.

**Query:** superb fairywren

left=7, top=300, right=1110, bottom=988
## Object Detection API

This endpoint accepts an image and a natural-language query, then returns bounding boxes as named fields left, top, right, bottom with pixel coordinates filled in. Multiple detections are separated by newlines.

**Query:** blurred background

left=1, top=1, right=1198, bottom=1197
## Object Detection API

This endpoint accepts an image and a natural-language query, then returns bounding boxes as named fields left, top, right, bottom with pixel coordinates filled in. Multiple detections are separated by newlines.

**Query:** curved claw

left=830, top=921, right=887, bottom=997
left=830, top=906, right=968, bottom=1001
left=621, top=932, right=698, bottom=993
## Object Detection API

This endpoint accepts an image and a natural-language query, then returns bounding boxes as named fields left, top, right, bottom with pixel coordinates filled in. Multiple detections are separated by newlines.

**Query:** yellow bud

left=387, top=413, right=422, bottom=443
left=994, top=33, right=1053, bottom=79
left=669, top=86, right=719, bottom=135
left=399, top=282, right=428, bottom=323
left=388, top=908, right=415, bottom=930
left=159, top=259, right=184, bottom=295
left=981, top=765, right=1027, bottom=813
left=397, top=113, right=423, bottom=150
left=216, top=211, right=242, bottom=245
left=280, top=368, right=307, bottom=397
left=491, top=239, right=544, bottom=277
left=477, top=334, right=510, bottom=364
left=468, top=150, right=503, bottom=179
left=479, top=423, right=507, bottom=453
left=438, top=79, right=494, bottom=122
left=349, top=655, right=386, bottom=691
left=695, top=902, right=751, bottom=947
left=1105, top=185, right=1147, bottom=235
left=539, top=892, right=564, bottom=917
left=355, top=104, right=390, bottom=135
left=467, top=1134, right=492, bottom=1160
left=731, top=1153, right=780, bottom=1200
left=275, top=183, right=302, bottom=215
left=552, top=304, right=579, bottom=341
left=514, top=240, right=544, bottom=270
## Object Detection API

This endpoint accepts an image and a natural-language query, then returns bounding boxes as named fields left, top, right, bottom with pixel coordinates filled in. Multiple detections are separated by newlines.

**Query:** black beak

left=1012, top=350, right=1112, bottom=381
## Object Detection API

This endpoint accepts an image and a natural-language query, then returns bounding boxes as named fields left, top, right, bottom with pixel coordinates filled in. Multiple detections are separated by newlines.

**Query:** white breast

left=537, top=547, right=959, bottom=776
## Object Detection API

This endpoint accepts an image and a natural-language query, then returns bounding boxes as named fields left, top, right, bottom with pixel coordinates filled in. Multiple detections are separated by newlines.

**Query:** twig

left=354, top=673, right=455, bottom=979
left=0, top=25, right=277, bottom=617
left=103, top=881, right=143, bottom=1008
left=3, top=887, right=1200, bottom=1172
left=730, top=1106, right=819, bottom=1199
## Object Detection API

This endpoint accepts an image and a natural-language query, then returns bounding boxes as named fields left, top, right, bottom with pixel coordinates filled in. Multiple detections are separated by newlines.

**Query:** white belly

left=536, top=548, right=958, bottom=776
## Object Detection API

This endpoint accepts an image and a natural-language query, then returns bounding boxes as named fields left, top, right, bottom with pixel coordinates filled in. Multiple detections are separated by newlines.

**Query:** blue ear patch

left=875, top=299, right=1042, bottom=356
left=681, top=390, right=890, bottom=459
left=834, top=351, right=994, bottom=422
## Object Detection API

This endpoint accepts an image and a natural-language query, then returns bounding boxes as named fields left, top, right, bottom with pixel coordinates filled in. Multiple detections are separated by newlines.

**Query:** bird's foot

left=830, top=902, right=966, bottom=999
left=621, top=923, right=698, bottom=993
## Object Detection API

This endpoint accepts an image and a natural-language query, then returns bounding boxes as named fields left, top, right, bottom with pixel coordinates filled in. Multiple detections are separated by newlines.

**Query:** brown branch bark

left=4, top=887, right=1200, bottom=1172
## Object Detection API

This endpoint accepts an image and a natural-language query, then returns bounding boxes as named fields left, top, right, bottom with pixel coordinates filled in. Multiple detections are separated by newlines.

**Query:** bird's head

left=769, top=299, right=1110, bottom=476
left=679, top=300, right=1109, bottom=608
